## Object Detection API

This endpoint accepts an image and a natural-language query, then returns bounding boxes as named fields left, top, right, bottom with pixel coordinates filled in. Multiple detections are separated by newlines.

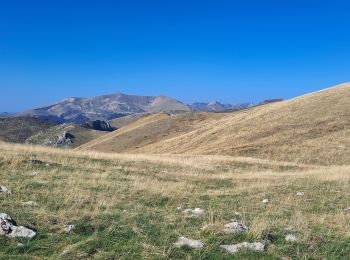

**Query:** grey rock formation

left=182, top=208, right=205, bottom=218
left=223, top=220, right=249, bottom=234
left=83, top=120, right=116, bottom=132
left=55, top=131, right=74, bottom=147
left=0, top=213, right=36, bottom=239
left=64, top=224, right=75, bottom=233
left=174, top=236, right=204, bottom=249
left=0, top=186, right=12, bottom=195
left=220, top=242, right=265, bottom=254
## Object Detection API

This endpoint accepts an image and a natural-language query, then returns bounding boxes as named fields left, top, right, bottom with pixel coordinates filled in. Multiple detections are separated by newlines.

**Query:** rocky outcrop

left=0, top=213, right=36, bottom=239
left=55, top=131, right=74, bottom=147
left=83, top=120, right=116, bottom=132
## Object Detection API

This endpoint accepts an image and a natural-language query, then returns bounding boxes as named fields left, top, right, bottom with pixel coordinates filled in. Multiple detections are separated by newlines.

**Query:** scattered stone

left=285, top=234, right=297, bottom=242
left=296, top=192, right=305, bottom=196
left=345, top=207, right=350, bottom=213
left=234, top=211, right=242, bottom=217
left=0, top=186, right=11, bottom=195
left=183, top=208, right=205, bottom=218
left=17, top=243, right=24, bottom=248
left=0, top=213, right=36, bottom=239
left=174, top=236, right=204, bottom=249
left=64, top=224, right=75, bottom=233
left=21, top=201, right=38, bottom=206
left=220, top=242, right=265, bottom=254
left=262, top=199, right=269, bottom=204
left=176, top=206, right=182, bottom=211
left=223, top=220, right=248, bottom=234
left=30, top=172, right=39, bottom=177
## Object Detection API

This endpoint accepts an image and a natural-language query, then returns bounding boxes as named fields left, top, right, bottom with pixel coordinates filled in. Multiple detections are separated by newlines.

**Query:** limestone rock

left=0, top=213, right=36, bottom=239
left=285, top=234, right=297, bottom=242
left=183, top=208, right=204, bottom=218
left=174, top=236, right=204, bottom=249
left=223, top=220, right=248, bottom=234
left=22, top=201, right=38, bottom=206
left=220, top=242, right=265, bottom=254
left=64, top=224, right=75, bottom=233
left=0, top=186, right=11, bottom=195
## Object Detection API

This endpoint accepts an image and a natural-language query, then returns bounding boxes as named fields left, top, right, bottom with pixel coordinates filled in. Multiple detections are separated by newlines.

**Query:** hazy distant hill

left=190, top=101, right=250, bottom=112
left=19, top=93, right=191, bottom=123
left=0, top=116, right=58, bottom=143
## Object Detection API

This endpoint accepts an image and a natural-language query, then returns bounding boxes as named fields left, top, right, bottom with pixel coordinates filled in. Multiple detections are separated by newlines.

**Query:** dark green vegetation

left=0, top=116, right=57, bottom=143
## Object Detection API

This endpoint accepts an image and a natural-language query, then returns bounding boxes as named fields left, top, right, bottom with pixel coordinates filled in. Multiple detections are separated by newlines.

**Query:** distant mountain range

left=10, top=93, right=254, bottom=123
left=17, top=93, right=191, bottom=123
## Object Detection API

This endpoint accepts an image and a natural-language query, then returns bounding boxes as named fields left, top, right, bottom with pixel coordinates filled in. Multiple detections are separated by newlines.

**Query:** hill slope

left=19, top=93, right=190, bottom=123
left=79, top=83, right=350, bottom=165
left=26, top=123, right=107, bottom=148
left=0, top=116, right=58, bottom=143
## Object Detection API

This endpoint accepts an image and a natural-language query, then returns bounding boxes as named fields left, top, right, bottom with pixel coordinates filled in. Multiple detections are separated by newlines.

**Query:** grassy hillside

left=0, top=116, right=57, bottom=143
left=77, top=112, right=224, bottom=152
left=26, top=123, right=106, bottom=148
left=79, top=83, right=350, bottom=165
left=1, top=142, right=350, bottom=258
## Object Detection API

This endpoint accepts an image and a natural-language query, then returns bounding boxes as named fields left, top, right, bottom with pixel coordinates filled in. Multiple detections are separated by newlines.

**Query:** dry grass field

left=79, top=83, right=350, bottom=165
left=1, top=141, right=350, bottom=259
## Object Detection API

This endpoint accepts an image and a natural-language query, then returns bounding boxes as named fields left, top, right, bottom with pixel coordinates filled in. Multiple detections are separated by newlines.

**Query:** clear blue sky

left=1, top=0, right=349, bottom=112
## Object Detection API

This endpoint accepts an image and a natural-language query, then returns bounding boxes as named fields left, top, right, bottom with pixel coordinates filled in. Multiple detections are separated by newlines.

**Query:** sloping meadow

left=0, top=142, right=350, bottom=258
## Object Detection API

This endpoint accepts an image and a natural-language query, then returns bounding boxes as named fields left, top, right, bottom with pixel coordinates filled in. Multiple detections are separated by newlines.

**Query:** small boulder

left=183, top=208, right=205, bottom=218
left=0, top=186, right=11, bottom=195
left=30, top=172, right=39, bottom=177
left=174, top=236, right=204, bottom=249
left=64, top=224, right=75, bottom=233
left=223, top=220, right=248, bottom=234
left=296, top=192, right=305, bottom=196
left=285, top=234, right=297, bottom=242
left=262, top=199, right=269, bottom=204
left=21, top=201, right=38, bottom=207
left=220, top=242, right=265, bottom=254
left=0, top=213, right=36, bottom=239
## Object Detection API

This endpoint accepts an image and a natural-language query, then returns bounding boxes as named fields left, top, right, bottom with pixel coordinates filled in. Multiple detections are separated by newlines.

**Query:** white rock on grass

left=174, top=236, right=204, bottom=249
left=0, top=213, right=36, bottom=239
left=296, top=192, right=305, bottom=196
left=262, top=199, right=269, bottom=204
left=183, top=208, right=204, bottom=218
left=220, top=242, right=265, bottom=254
left=0, top=186, right=12, bottom=195
left=285, top=234, right=297, bottom=242
left=30, top=172, right=39, bottom=177
left=64, top=224, right=75, bottom=233
left=21, top=201, right=38, bottom=206
left=234, top=212, right=242, bottom=217
left=223, top=220, right=248, bottom=234
left=344, top=207, right=350, bottom=213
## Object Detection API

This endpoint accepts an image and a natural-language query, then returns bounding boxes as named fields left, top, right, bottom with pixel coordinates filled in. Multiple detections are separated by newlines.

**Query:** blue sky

left=1, top=0, right=349, bottom=112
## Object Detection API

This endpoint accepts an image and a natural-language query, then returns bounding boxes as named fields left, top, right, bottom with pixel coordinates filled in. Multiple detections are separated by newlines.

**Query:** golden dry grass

left=1, top=141, right=350, bottom=258
left=78, top=83, right=350, bottom=165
